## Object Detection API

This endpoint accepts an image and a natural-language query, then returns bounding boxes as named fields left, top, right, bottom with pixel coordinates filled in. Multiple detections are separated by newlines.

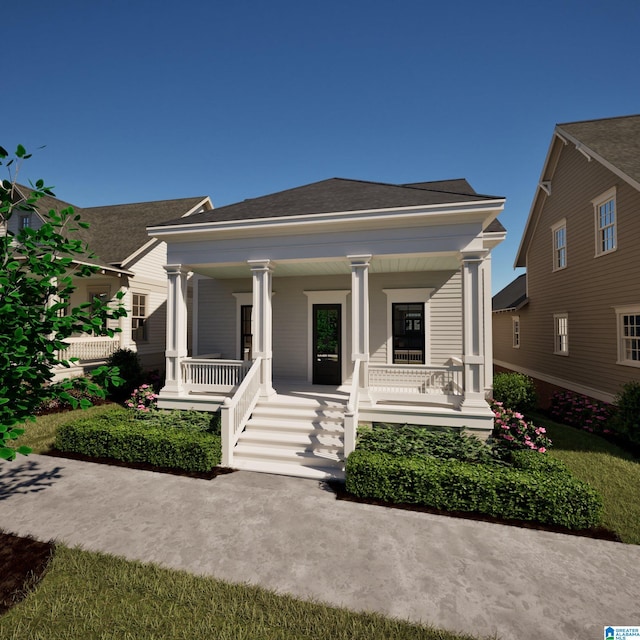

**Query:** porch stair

left=232, top=398, right=346, bottom=480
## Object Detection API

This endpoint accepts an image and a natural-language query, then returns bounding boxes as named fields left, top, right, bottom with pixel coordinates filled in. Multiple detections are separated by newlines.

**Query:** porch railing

left=221, top=358, right=262, bottom=466
left=57, top=336, right=120, bottom=363
left=182, top=358, right=252, bottom=393
left=368, top=361, right=463, bottom=400
left=343, top=357, right=362, bottom=458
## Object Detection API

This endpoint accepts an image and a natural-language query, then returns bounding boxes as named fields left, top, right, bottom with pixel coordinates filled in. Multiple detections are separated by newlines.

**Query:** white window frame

left=593, top=187, right=617, bottom=257
left=131, top=292, right=148, bottom=342
left=554, top=313, right=569, bottom=356
left=512, top=316, right=520, bottom=348
left=20, top=214, right=31, bottom=229
left=615, top=304, right=640, bottom=368
left=551, top=219, right=567, bottom=271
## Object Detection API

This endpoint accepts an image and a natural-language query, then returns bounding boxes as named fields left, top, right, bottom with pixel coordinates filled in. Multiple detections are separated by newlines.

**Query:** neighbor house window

left=20, top=214, right=31, bottom=229
left=615, top=305, right=640, bottom=367
left=551, top=219, right=567, bottom=270
left=132, top=293, right=148, bottom=342
left=392, top=303, right=425, bottom=364
left=554, top=313, right=568, bottom=355
left=512, top=316, right=520, bottom=348
left=593, top=188, right=616, bottom=256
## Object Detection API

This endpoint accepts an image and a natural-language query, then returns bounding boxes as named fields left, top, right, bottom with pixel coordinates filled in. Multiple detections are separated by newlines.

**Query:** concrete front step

left=245, top=417, right=345, bottom=434
left=250, top=404, right=345, bottom=423
left=238, top=429, right=343, bottom=451
left=232, top=457, right=344, bottom=480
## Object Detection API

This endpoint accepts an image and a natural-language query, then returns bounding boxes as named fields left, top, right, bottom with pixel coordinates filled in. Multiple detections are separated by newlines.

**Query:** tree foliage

left=0, top=144, right=126, bottom=460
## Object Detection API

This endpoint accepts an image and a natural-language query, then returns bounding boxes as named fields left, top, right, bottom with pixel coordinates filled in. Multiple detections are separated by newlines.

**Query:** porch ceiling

left=190, top=254, right=462, bottom=279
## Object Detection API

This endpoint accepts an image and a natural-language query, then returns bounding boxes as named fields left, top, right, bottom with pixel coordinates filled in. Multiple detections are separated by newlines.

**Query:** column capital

left=248, top=259, right=274, bottom=272
left=348, top=254, right=372, bottom=267
left=164, top=264, right=191, bottom=277
left=460, top=249, right=489, bottom=264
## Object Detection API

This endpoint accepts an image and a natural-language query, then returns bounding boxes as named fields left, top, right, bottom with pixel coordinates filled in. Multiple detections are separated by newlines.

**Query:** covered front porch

left=156, top=251, right=495, bottom=478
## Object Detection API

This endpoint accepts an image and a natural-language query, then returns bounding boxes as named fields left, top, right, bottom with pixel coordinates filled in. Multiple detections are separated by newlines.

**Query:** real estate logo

left=605, top=627, right=640, bottom=640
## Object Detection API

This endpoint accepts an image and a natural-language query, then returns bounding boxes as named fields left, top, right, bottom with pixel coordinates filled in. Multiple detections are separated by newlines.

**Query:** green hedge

left=55, top=413, right=221, bottom=472
left=345, top=449, right=602, bottom=530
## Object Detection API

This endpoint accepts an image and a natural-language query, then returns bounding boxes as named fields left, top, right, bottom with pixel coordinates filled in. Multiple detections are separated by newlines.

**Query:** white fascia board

left=148, top=199, right=505, bottom=241
left=555, top=127, right=640, bottom=192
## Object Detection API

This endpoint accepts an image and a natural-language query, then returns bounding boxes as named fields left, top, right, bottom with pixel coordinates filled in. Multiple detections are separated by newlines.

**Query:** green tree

left=0, top=144, right=126, bottom=460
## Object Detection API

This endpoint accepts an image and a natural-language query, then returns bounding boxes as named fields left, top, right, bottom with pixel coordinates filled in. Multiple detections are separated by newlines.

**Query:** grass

left=0, top=545, right=485, bottom=640
left=13, top=404, right=118, bottom=454
left=531, top=412, right=640, bottom=544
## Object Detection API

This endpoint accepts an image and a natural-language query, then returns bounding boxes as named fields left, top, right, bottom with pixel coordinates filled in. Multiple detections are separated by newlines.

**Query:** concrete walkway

left=0, top=454, right=638, bottom=640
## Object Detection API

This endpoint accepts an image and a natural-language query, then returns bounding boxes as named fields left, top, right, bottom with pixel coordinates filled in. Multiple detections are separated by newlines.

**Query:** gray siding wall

left=197, top=270, right=463, bottom=381
left=495, top=141, right=640, bottom=398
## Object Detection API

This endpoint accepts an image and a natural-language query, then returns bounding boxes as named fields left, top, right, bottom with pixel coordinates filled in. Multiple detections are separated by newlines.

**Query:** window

left=240, top=305, right=252, bottom=360
left=551, top=219, right=567, bottom=270
left=512, top=316, right=520, bottom=348
left=392, top=303, right=425, bottom=364
left=615, top=305, right=640, bottom=367
left=593, top=188, right=617, bottom=256
left=554, top=313, right=568, bottom=355
left=132, top=293, right=147, bottom=341
left=20, top=214, right=31, bottom=229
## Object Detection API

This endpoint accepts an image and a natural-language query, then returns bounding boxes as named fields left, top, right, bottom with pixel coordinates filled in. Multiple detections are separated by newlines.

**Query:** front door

left=313, top=304, right=341, bottom=385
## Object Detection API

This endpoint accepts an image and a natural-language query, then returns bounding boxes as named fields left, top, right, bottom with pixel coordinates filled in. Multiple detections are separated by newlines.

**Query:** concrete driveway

left=0, top=454, right=638, bottom=640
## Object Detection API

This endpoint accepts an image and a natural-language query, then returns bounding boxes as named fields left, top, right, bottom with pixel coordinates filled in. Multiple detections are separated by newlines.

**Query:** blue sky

left=5, top=0, right=640, bottom=293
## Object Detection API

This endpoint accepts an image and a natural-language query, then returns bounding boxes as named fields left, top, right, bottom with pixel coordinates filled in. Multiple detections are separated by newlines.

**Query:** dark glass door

left=313, top=304, right=341, bottom=385
left=392, top=303, right=425, bottom=364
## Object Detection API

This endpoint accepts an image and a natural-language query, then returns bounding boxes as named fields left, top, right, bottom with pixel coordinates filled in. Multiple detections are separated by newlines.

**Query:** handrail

left=220, top=357, right=262, bottom=467
left=344, top=357, right=362, bottom=458
left=368, top=360, right=464, bottom=397
left=182, top=358, right=251, bottom=392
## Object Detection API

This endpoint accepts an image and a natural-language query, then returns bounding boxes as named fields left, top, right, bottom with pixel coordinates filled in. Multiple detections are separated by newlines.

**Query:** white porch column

left=163, top=264, right=190, bottom=395
left=248, top=259, right=275, bottom=398
left=349, top=254, right=371, bottom=393
left=482, top=254, right=493, bottom=397
left=460, top=250, right=489, bottom=408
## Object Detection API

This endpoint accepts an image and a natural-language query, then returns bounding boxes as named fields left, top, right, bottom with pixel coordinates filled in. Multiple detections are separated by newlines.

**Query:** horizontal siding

left=128, top=241, right=168, bottom=282
left=511, top=141, right=640, bottom=397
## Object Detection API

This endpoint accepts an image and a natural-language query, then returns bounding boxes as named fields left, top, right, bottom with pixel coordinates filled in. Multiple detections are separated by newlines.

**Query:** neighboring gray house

left=493, top=114, right=640, bottom=405
left=149, top=177, right=506, bottom=479
left=7, top=186, right=213, bottom=377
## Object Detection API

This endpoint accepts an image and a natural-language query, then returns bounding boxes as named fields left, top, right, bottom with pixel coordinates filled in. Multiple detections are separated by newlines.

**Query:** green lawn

left=531, top=412, right=640, bottom=544
left=0, top=545, right=484, bottom=640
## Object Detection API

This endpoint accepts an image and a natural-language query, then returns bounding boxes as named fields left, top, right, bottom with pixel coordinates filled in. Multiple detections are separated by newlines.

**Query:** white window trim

left=615, top=304, right=640, bottom=368
left=551, top=218, right=567, bottom=271
left=553, top=313, right=569, bottom=356
left=232, top=292, right=253, bottom=360
left=131, top=292, right=148, bottom=342
left=512, top=316, right=520, bottom=348
left=593, top=187, right=617, bottom=257
left=382, top=288, right=434, bottom=365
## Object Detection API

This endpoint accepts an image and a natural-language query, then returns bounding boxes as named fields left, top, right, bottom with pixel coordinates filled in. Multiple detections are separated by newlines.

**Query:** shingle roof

left=153, top=177, right=503, bottom=227
left=558, top=114, right=640, bottom=184
left=492, top=273, right=527, bottom=311
left=16, top=186, right=209, bottom=267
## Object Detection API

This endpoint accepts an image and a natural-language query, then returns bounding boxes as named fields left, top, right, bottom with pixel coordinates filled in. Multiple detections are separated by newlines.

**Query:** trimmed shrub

left=55, top=410, right=221, bottom=472
left=345, top=449, right=603, bottom=530
left=549, top=390, right=613, bottom=435
left=611, top=381, right=640, bottom=446
left=358, top=424, right=497, bottom=465
left=492, top=372, right=538, bottom=414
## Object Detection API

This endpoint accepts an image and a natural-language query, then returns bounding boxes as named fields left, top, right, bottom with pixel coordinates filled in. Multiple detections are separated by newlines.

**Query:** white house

left=148, top=177, right=506, bottom=479
left=9, top=185, right=213, bottom=377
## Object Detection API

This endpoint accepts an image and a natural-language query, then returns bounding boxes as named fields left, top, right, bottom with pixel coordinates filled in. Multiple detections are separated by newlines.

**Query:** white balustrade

left=368, top=362, right=463, bottom=399
left=181, top=358, right=252, bottom=392
left=220, top=358, right=262, bottom=466
left=58, top=336, right=120, bottom=362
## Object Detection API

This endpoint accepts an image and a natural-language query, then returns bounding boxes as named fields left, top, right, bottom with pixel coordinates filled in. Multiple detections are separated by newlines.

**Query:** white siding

left=126, top=241, right=168, bottom=282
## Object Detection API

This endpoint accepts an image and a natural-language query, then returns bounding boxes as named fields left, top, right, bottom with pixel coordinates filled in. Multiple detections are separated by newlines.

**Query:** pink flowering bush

left=126, top=384, right=158, bottom=413
left=549, top=390, right=613, bottom=436
left=491, top=402, right=552, bottom=454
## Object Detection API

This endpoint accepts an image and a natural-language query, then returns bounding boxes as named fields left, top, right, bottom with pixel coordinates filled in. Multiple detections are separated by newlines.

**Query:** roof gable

left=492, top=273, right=527, bottom=311
left=515, top=114, right=640, bottom=268
left=154, top=177, right=503, bottom=227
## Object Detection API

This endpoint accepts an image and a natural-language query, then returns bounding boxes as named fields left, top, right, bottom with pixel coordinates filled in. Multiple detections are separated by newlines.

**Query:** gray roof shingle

left=558, top=114, right=640, bottom=184
left=154, top=177, right=503, bottom=227
left=492, top=273, right=527, bottom=311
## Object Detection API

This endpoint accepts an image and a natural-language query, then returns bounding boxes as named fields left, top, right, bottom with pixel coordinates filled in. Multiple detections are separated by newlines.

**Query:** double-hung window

left=551, top=219, right=567, bottom=270
left=615, top=305, right=640, bottom=367
left=593, top=188, right=617, bottom=256
left=132, top=293, right=148, bottom=342
left=512, top=316, right=520, bottom=348
left=554, top=313, right=568, bottom=355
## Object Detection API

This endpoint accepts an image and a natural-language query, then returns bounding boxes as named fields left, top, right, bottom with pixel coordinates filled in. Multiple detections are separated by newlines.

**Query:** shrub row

left=345, top=449, right=602, bottom=530
left=55, top=410, right=221, bottom=472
